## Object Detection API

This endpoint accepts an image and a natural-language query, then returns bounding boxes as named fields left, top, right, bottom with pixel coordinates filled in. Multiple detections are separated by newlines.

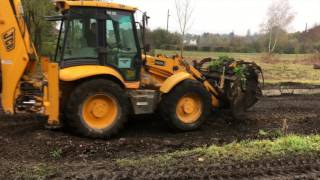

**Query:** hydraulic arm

left=0, top=0, right=59, bottom=125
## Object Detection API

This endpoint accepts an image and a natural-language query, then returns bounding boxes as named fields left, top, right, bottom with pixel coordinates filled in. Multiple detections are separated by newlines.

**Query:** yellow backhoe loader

left=0, top=0, right=262, bottom=138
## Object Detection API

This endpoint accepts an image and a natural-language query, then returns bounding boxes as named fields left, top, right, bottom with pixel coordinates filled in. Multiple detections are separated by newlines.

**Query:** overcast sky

left=112, top=0, right=320, bottom=35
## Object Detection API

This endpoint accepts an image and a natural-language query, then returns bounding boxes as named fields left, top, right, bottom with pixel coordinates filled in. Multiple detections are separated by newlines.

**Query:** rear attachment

left=193, top=56, right=263, bottom=118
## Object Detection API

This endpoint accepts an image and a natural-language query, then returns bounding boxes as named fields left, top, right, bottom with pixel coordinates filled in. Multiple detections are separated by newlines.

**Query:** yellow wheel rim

left=176, top=93, right=203, bottom=124
left=82, top=94, right=118, bottom=129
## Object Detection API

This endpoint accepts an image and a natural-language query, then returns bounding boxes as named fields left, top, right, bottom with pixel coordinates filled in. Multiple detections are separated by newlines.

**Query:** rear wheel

left=0, top=98, right=3, bottom=114
left=0, top=66, right=2, bottom=112
left=65, top=79, right=129, bottom=138
left=160, top=80, right=211, bottom=131
left=0, top=65, right=2, bottom=93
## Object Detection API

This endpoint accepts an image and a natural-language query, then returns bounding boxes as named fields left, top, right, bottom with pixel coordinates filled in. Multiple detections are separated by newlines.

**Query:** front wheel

left=65, top=79, right=129, bottom=138
left=160, top=80, right=211, bottom=131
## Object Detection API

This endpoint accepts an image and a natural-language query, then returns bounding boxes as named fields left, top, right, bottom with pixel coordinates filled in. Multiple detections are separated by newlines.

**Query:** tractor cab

left=54, top=1, right=143, bottom=81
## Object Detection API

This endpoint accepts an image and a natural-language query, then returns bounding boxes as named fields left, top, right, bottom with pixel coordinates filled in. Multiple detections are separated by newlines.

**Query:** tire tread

left=160, top=80, right=211, bottom=131
left=65, top=79, right=129, bottom=138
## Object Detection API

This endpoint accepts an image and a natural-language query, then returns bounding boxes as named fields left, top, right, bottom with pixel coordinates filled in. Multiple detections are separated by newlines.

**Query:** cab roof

left=55, top=0, right=137, bottom=12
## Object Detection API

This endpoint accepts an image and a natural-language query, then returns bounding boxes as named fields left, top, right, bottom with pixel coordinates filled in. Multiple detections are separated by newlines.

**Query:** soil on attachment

left=1, top=95, right=320, bottom=179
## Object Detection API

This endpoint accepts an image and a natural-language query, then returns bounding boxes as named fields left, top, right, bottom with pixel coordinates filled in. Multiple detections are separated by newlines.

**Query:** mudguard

left=60, top=65, right=125, bottom=84
left=160, top=72, right=192, bottom=93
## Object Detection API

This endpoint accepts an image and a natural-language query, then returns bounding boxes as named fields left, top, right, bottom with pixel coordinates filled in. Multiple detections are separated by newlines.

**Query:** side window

left=118, top=16, right=137, bottom=53
left=64, top=18, right=98, bottom=60
left=106, top=19, right=117, bottom=45
left=106, top=10, right=140, bottom=81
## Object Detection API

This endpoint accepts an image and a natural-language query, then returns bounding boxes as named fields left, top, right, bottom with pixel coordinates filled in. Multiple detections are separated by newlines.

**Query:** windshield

left=106, top=10, right=138, bottom=53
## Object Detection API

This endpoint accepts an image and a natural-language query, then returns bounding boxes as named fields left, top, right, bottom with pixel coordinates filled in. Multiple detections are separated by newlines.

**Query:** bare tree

left=261, top=0, right=295, bottom=54
left=175, top=0, right=194, bottom=57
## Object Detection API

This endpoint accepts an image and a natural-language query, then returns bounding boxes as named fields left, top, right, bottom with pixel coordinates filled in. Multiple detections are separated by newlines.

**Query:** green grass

left=155, top=50, right=319, bottom=85
left=117, top=134, right=320, bottom=168
left=50, top=148, right=63, bottom=159
left=18, top=164, right=58, bottom=180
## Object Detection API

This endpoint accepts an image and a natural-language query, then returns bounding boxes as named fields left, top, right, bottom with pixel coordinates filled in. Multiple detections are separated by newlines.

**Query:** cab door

left=102, top=9, right=142, bottom=81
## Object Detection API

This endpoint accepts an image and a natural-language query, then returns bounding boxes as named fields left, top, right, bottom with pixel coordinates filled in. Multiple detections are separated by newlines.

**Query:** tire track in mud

left=59, top=156, right=320, bottom=179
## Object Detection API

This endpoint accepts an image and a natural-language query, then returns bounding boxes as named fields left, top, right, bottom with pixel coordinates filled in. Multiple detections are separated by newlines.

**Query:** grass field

left=117, top=134, right=320, bottom=168
left=155, top=50, right=320, bottom=84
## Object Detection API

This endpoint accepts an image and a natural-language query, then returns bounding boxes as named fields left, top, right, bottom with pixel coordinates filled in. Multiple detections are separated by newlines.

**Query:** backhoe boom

left=0, top=0, right=38, bottom=113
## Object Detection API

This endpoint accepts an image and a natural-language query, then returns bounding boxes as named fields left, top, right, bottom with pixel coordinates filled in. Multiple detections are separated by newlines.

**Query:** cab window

left=63, top=18, right=98, bottom=60
left=106, top=10, right=140, bottom=81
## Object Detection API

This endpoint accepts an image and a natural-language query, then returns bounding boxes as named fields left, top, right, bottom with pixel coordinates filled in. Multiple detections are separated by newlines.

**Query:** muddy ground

left=1, top=95, right=320, bottom=179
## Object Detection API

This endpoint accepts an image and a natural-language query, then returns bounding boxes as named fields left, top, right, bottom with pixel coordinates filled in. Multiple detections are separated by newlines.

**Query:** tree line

left=148, top=0, right=319, bottom=54
left=21, top=0, right=320, bottom=56
left=146, top=26, right=320, bottom=54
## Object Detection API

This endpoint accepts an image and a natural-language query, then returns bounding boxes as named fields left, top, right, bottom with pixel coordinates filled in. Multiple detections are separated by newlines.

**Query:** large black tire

left=65, top=79, right=129, bottom=138
left=0, top=97, right=3, bottom=114
left=160, top=80, right=211, bottom=131
left=0, top=65, right=2, bottom=93
left=0, top=67, right=2, bottom=112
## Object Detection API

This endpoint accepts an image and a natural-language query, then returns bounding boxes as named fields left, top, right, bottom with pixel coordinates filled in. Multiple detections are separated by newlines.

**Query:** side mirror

left=136, top=22, right=143, bottom=29
left=145, top=44, right=151, bottom=52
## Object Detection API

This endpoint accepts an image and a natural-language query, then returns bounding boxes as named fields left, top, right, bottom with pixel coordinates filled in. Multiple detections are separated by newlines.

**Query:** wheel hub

left=182, top=98, right=196, bottom=114
left=176, top=94, right=203, bottom=124
left=91, top=101, right=108, bottom=118
left=82, top=94, right=118, bottom=129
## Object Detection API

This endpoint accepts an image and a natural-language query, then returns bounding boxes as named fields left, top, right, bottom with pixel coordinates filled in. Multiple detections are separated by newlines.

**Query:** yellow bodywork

left=60, top=65, right=125, bottom=82
left=0, top=0, right=38, bottom=113
left=144, top=55, right=186, bottom=78
left=60, top=65, right=140, bottom=89
left=143, top=54, right=219, bottom=108
left=45, top=63, right=60, bottom=125
left=0, top=0, right=59, bottom=124
left=160, top=72, right=192, bottom=93
left=55, top=0, right=137, bottom=12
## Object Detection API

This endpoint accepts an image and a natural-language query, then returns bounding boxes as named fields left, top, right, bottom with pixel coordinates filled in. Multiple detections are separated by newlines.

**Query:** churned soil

left=1, top=95, right=320, bottom=179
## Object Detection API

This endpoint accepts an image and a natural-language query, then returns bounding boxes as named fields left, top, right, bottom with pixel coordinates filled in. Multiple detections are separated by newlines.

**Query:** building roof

left=55, top=0, right=137, bottom=12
